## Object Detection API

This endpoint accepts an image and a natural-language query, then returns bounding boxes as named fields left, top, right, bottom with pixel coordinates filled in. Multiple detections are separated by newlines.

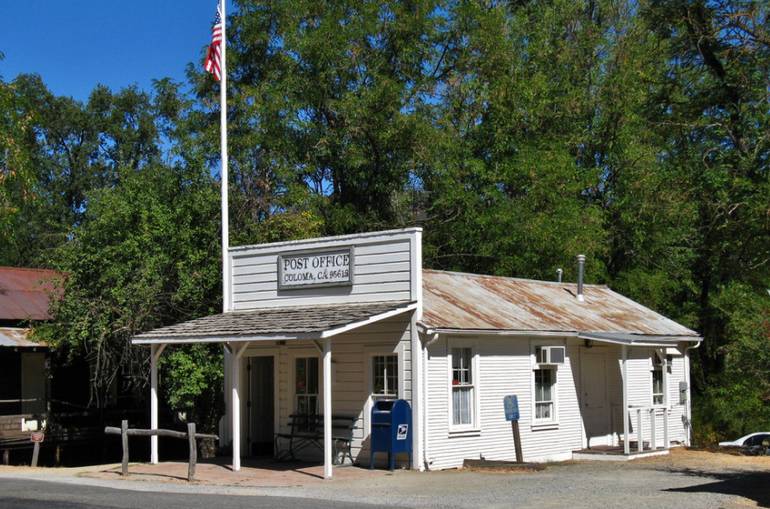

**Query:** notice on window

left=278, top=248, right=353, bottom=289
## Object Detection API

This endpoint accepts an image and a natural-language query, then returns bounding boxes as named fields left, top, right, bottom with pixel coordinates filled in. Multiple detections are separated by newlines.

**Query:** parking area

left=1, top=448, right=768, bottom=508
left=280, top=449, right=770, bottom=509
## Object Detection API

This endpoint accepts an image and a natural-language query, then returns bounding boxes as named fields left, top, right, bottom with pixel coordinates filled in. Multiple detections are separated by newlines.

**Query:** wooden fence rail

left=104, top=420, right=218, bottom=481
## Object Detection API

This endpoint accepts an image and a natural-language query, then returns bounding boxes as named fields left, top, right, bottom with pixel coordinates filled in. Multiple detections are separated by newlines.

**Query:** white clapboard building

left=134, top=228, right=702, bottom=476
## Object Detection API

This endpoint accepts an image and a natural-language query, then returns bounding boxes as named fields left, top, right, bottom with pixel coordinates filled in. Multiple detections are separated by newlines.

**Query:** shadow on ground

left=204, top=457, right=327, bottom=479
left=663, top=468, right=770, bottom=508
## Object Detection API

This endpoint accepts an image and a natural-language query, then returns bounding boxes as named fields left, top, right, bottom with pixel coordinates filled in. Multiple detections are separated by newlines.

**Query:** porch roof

left=0, top=327, right=48, bottom=348
left=132, top=300, right=417, bottom=345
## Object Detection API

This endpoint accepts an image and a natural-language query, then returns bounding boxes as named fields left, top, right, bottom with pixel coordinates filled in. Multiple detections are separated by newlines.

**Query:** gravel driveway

left=255, top=449, right=770, bottom=509
left=1, top=449, right=767, bottom=508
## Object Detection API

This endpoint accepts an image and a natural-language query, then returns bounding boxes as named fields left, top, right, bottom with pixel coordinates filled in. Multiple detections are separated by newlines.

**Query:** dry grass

left=635, top=447, right=770, bottom=472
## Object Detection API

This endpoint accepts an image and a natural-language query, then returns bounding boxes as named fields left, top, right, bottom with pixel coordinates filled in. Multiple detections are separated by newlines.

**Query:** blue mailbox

left=369, top=399, right=412, bottom=470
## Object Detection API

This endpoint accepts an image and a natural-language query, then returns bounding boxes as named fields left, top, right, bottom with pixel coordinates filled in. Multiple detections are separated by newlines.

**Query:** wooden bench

left=274, top=414, right=355, bottom=464
left=0, top=430, right=34, bottom=465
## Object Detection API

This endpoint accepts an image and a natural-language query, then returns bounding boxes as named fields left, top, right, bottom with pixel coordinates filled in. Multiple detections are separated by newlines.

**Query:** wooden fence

left=104, top=420, right=218, bottom=481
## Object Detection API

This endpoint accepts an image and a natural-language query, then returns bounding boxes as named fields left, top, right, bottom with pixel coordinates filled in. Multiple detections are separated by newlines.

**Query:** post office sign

left=278, top=248, right=353, bottom=289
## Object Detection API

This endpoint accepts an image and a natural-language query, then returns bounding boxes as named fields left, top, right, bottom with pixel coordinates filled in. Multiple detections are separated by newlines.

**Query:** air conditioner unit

left=536, top=346, right=565, bottom=365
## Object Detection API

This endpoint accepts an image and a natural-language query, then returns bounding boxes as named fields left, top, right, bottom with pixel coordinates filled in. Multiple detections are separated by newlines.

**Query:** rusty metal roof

left=0, top=267, right=63, bottom=321
left=0, top=327, right=48, bottom=348
left=421, top=270, right=698, bottom=337
left=133, top=300, right=417, bottom=344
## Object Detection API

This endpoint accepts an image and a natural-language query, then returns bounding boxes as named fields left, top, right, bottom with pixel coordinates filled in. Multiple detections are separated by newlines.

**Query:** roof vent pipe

left=556, top=268, right=563, bottom=283
left=577, top=255, right=586, bottom=302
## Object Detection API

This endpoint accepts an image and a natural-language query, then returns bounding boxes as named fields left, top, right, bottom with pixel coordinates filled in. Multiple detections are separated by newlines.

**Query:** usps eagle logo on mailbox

left=396, top=424, right=408, bottom=440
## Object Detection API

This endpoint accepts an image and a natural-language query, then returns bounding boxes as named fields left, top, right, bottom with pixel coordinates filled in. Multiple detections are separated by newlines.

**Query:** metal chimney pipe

left=577, top=255, right=586, bottom=302
left=556, top=268, right=563, bottom=283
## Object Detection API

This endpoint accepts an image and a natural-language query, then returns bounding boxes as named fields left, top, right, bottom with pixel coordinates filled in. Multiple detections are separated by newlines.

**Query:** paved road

left=0, top=479, right=393, bottom=509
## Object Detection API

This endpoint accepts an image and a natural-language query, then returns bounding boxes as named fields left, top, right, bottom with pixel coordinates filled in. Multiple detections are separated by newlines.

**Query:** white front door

left=581, top=350, right=611, bottom=447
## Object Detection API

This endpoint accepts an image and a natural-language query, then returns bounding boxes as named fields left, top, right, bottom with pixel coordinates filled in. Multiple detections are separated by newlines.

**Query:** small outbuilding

left=134, top=228, right=701, bottom=476
left=0, top=268, right=59, bottom=433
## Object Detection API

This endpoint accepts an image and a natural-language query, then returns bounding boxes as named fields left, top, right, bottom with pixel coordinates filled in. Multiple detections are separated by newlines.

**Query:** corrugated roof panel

left=0, top=267, right=63, bottom=321
left=421, top=270, right=698, bottom=337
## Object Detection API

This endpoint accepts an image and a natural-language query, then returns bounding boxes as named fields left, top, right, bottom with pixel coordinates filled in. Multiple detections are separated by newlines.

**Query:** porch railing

left=625, top=405, right=669, bottom=453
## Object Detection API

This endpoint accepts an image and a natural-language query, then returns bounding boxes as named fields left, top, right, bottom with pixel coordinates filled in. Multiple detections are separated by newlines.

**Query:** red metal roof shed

left=0, top=267, right=63, bottom=321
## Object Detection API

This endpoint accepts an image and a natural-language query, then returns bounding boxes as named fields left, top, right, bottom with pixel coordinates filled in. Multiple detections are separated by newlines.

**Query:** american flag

left=204, top=3, right=223, bottom=81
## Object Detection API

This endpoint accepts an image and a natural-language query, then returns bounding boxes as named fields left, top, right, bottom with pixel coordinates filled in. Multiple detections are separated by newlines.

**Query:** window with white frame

left=295, top=357, right=318, bottom=416
left=534, top=367, right=556, bottom=421
left=372, top=354, right=398, bottom=400
left=451, top=347, right=475, bottom=427
left=652, top=354, right=665, bottom=406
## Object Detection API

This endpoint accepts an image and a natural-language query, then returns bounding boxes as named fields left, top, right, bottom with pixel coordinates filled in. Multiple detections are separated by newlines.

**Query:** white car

left=719, top=432, right=770, bottom=448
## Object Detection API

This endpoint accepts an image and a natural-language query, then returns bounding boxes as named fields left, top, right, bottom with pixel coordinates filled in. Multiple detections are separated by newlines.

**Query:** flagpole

left=220, top=0, right=230, bottom=314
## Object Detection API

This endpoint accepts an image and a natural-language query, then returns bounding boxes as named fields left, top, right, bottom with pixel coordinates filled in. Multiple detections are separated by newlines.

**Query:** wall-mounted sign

left=278, top=248, right=353, bottom=289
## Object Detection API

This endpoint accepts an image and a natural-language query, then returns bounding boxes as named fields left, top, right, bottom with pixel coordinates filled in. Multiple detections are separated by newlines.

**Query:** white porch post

left=622, top=345, right=630, bottom=455
left=410, top=229, right=424, bottom=471
left=323, top=337, right=333, bottom=479
left=231, top=343, right=247, bottom=471
left=650, top=408, right=656, bottom=450
left=662, top=350, right=670, bottom=449
left=150, top=343, right=166, bottom=464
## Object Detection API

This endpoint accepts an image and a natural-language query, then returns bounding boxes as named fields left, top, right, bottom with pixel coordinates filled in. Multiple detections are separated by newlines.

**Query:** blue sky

left=1, top=0, right=232, bottom=101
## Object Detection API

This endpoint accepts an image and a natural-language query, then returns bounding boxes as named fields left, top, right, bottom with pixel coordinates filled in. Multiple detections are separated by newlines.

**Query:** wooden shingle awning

left=132, top=300, right=417, bottom=345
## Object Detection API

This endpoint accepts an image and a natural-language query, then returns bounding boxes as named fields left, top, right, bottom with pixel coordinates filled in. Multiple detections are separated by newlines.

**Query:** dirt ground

left=635, top=447, right=770, bottom=472
left=83, top=457, right=384, bottom=487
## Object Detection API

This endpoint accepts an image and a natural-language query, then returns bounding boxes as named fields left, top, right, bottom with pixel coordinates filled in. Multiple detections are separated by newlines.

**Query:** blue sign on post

left=504, top=395, right=520, bottom=422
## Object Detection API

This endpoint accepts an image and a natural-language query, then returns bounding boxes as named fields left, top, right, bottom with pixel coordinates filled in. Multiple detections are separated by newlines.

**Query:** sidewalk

left=85, top=458, right=384, bottom=487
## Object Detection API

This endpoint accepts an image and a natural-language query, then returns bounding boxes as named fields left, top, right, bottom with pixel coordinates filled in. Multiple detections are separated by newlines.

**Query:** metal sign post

left=30, top=432, right=44, bottom=467
left=503, top=395, right=523, bottom=463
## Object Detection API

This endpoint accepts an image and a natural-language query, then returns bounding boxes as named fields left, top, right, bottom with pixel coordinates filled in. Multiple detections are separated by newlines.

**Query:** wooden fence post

left=121, top=420, right=129, bottom=476
left=187, top=422, right=196, bottom=482
left=511, top=421, right=524, bottom=463
left=104, top=422, right=216, bottom=482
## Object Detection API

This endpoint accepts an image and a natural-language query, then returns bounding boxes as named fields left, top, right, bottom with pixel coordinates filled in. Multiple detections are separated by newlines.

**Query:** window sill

left=448, top=428, right=481, bottom=438
left=531, top=422, right=559, bottom=431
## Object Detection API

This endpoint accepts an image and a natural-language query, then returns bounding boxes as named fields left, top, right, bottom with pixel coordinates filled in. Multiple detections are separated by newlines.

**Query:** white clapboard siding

left=239, top=315, right=413, bottom=463
left=228, top=230, right=419, bottom=310
left=425, top=339, right=690, bottom=470
left=623, top=349, right=649, bottom=444
left=614, top=348, right=689, bottom=448
left=667, top=354, right=688, bottom=444
left=232, top=263, right=276, bottom=278
left=425, top=336, right=583, bottom=470
left=645, top=353, right=688, bottom=447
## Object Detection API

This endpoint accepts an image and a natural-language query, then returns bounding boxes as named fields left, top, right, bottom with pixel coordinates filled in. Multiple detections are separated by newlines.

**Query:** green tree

left=35, top=162, right=222, bottom=417
left=189, top=0, right=443, bottom=237
left=0, top=75, right=165, bottom=265
left=420, top=1, right=619, bottom=279
left=636, top=0, right=770, bottom=439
